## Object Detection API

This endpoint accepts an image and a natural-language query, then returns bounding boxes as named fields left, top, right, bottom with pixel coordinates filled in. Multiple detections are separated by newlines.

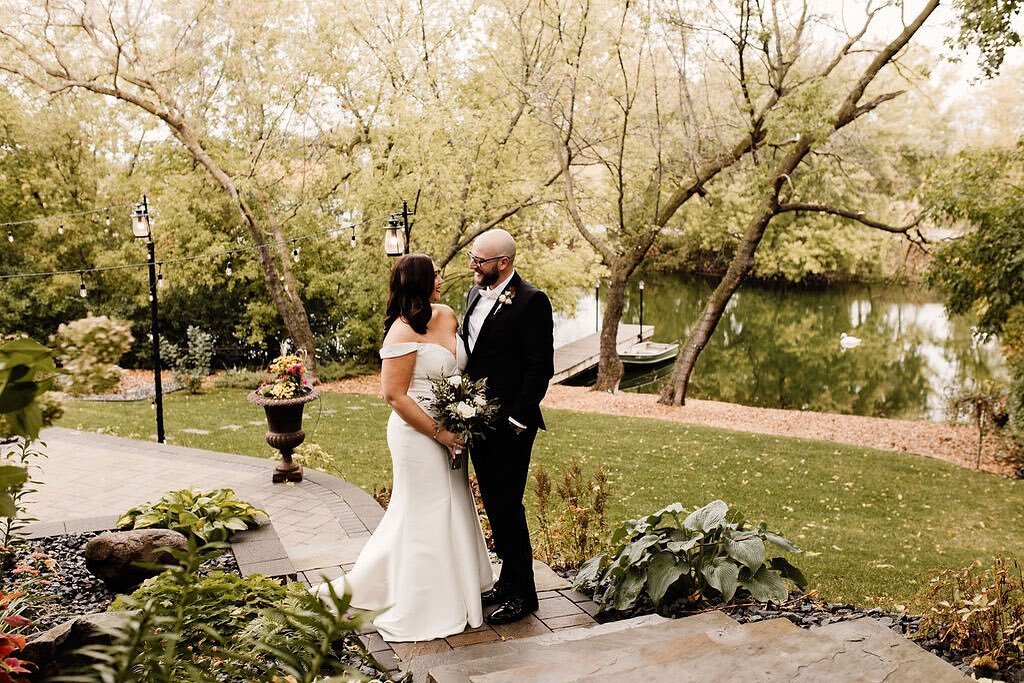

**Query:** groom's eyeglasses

left=469, top=253, right=507, bottom=266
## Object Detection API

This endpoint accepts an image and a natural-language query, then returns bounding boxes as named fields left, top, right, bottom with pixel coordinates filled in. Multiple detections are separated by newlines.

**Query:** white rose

left=447, top=375, right=463, bottom=386
left=454, top=402, right=477, bottom=419
left=473, top=395, right=487, bottom=407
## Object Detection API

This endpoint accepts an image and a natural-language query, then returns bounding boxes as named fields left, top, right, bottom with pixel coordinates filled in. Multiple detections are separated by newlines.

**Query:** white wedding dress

left=317, top=340, right=494, bottom=642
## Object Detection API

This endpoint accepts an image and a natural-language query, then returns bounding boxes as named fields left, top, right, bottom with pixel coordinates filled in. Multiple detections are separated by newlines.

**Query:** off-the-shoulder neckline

left=380, top=341, right=456, bottom=358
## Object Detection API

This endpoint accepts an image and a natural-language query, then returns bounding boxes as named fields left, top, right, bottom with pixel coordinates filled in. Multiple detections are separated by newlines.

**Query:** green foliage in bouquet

left=420, top=372, right=499, bottom=450
left=116, top=488, right=267, bottom=544
left=574, top=499, right=805, bottom=613
left=255, top=354, right=311, bottom=399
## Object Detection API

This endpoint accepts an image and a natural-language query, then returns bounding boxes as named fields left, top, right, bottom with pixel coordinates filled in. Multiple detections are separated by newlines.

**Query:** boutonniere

left=495, top=287, right=516, bottom=311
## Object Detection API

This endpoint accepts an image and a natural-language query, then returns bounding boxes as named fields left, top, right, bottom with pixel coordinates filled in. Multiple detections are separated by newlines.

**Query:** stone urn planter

left=247, top=388, right=319, bottom=483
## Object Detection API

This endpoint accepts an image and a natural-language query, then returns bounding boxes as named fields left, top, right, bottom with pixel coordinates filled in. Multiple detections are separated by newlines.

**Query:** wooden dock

left=551, top=324, right=654, bottom=384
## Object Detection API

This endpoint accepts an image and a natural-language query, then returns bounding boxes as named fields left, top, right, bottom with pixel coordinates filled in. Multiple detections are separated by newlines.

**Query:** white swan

left=840, top=332, right=862, bottom=351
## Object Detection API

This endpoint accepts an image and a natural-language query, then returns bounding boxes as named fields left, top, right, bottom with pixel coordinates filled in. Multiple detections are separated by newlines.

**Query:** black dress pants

left=471, top=422, right=537, bottom=603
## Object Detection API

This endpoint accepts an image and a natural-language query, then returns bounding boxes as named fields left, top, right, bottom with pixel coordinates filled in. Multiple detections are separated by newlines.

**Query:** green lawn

left=61, top=389, right=1024, bottom=607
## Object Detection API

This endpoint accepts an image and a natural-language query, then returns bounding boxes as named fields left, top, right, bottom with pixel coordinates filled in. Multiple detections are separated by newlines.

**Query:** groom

left=463, top=228, right=554, bottom=625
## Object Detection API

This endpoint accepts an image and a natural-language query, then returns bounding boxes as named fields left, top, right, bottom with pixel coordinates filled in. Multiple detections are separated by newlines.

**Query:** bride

left=315, top=253, right=495, bottom=642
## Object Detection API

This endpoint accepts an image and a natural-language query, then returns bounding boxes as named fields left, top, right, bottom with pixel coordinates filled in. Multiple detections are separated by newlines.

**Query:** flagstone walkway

left=22, top=427, right=599, bottom=677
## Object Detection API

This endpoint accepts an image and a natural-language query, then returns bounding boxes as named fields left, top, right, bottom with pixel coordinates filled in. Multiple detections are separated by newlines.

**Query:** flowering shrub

left=52, top=315, right=133, bottom=396
left=255, top=355, right=311, bottom=399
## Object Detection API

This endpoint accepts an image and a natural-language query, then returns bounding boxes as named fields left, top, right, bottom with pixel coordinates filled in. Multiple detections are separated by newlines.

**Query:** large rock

left=22, top=611, right=135, bottom=680
left=84, top=529, right=188, bottom=591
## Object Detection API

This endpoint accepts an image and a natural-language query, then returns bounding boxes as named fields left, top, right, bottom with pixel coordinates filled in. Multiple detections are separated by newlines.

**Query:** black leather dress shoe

left=481, top=586, right=505, bottom=607
left=484, top=595, right=538, bottom=626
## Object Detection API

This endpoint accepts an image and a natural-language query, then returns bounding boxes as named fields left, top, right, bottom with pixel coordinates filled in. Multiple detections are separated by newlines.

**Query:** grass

left=60, top=388, right=1024, bottom=608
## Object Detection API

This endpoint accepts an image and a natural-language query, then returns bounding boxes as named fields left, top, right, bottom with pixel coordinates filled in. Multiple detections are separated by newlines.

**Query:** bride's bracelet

left=431, top=423, right=441, bottom=440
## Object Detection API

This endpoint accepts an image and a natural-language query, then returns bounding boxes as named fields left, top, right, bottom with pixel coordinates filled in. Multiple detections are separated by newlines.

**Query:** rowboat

left=618, top=341, right=680, bottom=366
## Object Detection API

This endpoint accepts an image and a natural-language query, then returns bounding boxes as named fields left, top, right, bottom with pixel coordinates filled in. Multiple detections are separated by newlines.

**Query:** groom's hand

left=508, top=416, right=526, bottom=435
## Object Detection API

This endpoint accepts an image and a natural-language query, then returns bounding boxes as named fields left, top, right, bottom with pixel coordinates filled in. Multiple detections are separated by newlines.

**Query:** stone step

left=458, top=616, right=798, bottom=683
left=421, top=611, right=742, bottom=683
left=575, top=616, right=968, bottom=682
left=405, top=613, right=676, bottom=682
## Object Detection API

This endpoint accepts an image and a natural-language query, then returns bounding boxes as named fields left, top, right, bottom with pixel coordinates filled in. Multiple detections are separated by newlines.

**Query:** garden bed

left=3, top=531, right=239, bottom=635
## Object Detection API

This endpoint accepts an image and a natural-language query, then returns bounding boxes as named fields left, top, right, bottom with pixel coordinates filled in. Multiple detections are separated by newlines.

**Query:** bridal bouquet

left=420, top=372, right=499, bottom=469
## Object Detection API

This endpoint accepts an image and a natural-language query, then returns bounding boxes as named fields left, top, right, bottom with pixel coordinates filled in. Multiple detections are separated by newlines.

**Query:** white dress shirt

left=466, top=269, right=515, bottom=352
left=464, top=270, right=526, bottom=431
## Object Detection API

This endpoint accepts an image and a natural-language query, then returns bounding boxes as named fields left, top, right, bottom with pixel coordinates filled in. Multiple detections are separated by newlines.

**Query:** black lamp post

left=132, top=195, right=165, bottom=443
left=638, top=280, right=645, bottom=343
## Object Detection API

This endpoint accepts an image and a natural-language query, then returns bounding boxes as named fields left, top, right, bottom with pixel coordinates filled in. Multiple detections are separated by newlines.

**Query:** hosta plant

left=574, top=499, right=805, bottom=613
left=117, top=488, right=267, bottom=544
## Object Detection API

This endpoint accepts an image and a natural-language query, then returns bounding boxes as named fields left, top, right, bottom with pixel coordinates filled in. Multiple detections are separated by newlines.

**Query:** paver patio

left=22, top=427, right=599, bottom=677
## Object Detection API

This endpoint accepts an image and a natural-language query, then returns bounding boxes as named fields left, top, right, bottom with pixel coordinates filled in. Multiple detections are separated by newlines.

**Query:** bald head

left=473, top=229, right=516, bottom=263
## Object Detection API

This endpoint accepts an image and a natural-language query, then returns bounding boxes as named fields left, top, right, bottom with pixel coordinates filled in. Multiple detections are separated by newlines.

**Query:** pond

left=554, top=274, right=1006, bottom=422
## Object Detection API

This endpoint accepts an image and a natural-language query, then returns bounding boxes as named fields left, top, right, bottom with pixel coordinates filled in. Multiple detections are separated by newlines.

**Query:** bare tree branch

left=776, top=202, right=924, bottom=233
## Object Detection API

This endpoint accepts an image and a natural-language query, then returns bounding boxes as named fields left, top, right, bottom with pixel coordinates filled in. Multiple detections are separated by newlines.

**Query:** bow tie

left=478, top=287, right=502, bottom=301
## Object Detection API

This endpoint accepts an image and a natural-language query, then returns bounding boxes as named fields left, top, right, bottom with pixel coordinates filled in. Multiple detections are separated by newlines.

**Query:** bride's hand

left=435, top=428, right=464, bottom=456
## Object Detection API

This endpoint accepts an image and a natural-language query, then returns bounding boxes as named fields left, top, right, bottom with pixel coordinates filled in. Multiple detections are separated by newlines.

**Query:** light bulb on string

left=7, top=230, right=13, bottom=243
left=225, top=259, right=233, bottom=277
left=157, top=265, right=164, bottom=288
left=104, top=214, right=111, bottom=227
left=292, top=241, right=300, bottom=262
left=58, top=224, right=64, bottom=236
left=79, top=273, right=87, bottom=298
left=350, top=228, right=357, bottom=247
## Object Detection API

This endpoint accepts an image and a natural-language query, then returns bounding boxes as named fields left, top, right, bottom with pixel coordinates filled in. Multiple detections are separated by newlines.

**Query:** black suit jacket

left=463, top=272, right=554, bottom=430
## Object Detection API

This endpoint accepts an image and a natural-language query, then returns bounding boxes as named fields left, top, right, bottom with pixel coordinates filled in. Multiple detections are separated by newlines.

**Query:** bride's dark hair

left=384, top=253, right=435, bottom=335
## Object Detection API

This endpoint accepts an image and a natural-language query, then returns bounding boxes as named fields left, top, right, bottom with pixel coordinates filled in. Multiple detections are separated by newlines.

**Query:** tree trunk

left=163, top=120, right=320, bottom=379
left=660, top=206, right=776, bottom=405
left=593, top=274, right=627, bottom=392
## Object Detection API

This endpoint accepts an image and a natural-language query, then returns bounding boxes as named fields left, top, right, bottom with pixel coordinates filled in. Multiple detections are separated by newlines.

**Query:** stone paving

left=23, top=427, right=600, bottom=678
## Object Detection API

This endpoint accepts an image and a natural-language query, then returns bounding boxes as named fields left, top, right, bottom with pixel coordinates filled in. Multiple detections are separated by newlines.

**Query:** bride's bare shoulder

left=431, top=304, right=457, bottom=323
left=431, top=303, right=456, bottom=316
left=384, top=319, right=419, bottom=345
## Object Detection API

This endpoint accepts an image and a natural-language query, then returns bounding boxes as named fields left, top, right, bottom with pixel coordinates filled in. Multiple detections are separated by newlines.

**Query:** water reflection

left=556, top=275, right=1006, bottom=421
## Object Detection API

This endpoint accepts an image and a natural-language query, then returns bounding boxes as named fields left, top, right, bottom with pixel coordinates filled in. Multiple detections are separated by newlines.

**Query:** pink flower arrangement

left=255, top=354, right=311, bottom=399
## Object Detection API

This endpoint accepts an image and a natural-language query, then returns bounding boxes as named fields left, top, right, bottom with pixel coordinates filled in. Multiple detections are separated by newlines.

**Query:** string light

left=104, top=214, right=111, bottom=227
left=58, top=224, right=64, bottom=236
left=157, top=264, right=164, bottom=288
left=225, top=259, right=233, bottom=277
left=292, top=241, right=300, bottom=262
left=0, top=211, right=386, bottom=283
left=79, top=272, right=87, bottom=298
left=350, top=227, right=357, bottom=247
left=0, top=202, right=133, bottom=229
left=6, top=230, right=12, bottom=243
